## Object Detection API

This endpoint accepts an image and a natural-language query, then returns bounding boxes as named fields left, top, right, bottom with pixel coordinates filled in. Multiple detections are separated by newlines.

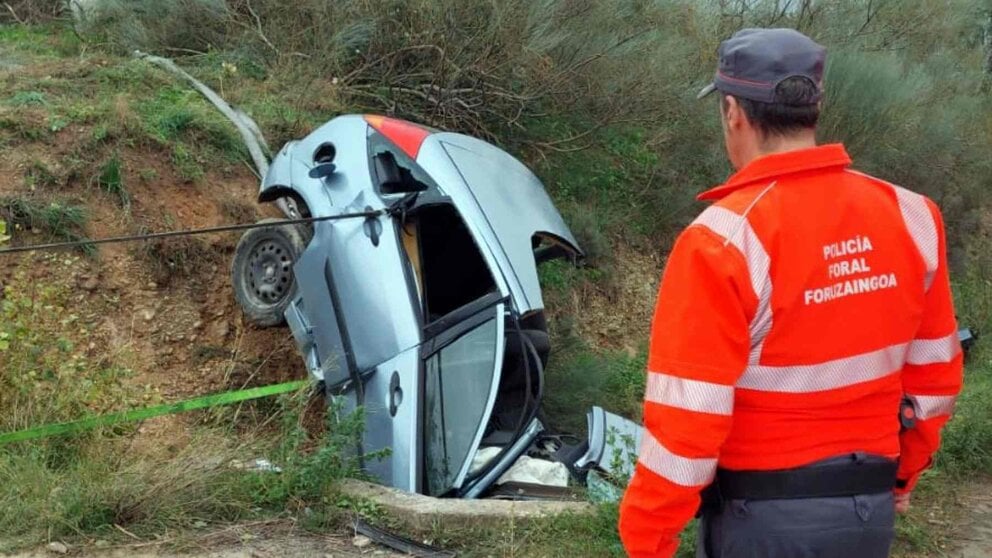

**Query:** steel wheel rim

left=246, top=237, right=293, bottom=305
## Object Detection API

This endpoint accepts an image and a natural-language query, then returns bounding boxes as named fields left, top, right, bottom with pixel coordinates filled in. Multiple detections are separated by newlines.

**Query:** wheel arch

left=258, top=185, right=313, bottom=219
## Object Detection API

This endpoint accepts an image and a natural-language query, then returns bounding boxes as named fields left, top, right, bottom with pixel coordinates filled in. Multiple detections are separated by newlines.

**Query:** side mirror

left=308, top=162, right=337, bottom=179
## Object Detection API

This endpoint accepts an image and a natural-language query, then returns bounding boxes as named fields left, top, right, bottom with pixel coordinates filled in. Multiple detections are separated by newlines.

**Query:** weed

left=9, top=91, right=47, bottom=106
left=170, top=143, right=204, bottom=182
left=417, top=504, right=629, bottom=557
left=245, top=397, right=368, bottom=509
left=537, top=259, right=581, bottom=293
left=0, top=111, right=48, bottom=142
left=91, top=124, right=110, bottom=143
left=96, top=152, right=129, bottom=209
left=0, top=25, right=59, bottom=56
left=23, top=159, right=60, bottom=190
left=0, top=196, right=87, bottom=244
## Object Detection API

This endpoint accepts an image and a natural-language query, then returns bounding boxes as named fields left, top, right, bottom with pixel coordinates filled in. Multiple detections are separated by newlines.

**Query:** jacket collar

left=698, top=143, right=852, bottom=201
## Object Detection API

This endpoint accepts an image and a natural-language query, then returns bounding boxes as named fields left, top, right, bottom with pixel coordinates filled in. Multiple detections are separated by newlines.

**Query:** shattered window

left=368, top=131, right=435, bottom=195
left=424, top=318, right=499, bottom=496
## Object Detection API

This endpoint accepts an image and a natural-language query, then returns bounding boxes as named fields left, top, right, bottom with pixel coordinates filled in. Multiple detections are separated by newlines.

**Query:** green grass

left=97, top=152, right=129, bottom=209
left=0, top=270, right=368, bottom=550
left=0, top=24, right=80, bottom=58
left=122, top=83, right=253, bottom=181
left=543, top=342, right=647, bottom=435
left=8, top=90, right=47, bottom=106
left=0, top=196, right=87, bottom=243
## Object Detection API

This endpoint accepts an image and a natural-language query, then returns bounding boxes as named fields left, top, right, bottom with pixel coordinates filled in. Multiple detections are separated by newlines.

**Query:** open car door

left=419, top=298, right=507, bottom=496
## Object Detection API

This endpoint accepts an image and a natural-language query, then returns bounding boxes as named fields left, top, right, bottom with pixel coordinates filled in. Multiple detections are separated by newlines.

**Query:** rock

left=352, top=535, right=372, bottom=548
left=193, top=520, right=208, bottom=529
left=47, top=542, right=68, bottom=554
left=147, top=282, right=158, bottom=289
left=142, top=309, right=155, bottom=321
left=208, top=321, right=230, bottom=340
left=189, top=334, right=198, bottom=342
left=80, top=276, right=99, bottom=291
left=193, top=320, right=203, bottom=329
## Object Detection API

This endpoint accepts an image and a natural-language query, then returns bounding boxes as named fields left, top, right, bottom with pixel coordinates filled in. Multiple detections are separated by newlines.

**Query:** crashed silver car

left=231, top=114, right=585, bottom=497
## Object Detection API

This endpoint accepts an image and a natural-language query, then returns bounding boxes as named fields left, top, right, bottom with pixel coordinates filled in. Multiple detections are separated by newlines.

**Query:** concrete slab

left=337, top=480, right=594, bottom=531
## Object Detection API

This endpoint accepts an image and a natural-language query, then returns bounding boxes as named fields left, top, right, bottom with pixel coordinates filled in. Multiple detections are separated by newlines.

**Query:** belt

left=701, top=459, right=897, bottom=504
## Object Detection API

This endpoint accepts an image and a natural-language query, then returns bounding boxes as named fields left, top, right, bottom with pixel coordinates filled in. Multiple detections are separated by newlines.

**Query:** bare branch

left=244, top=0, right=279, bottom=54
left=4, top=2, right=23, bottom=24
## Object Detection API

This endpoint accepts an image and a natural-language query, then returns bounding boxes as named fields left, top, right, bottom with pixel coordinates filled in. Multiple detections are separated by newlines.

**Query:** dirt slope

left=0, top=48, right=306, bottom=437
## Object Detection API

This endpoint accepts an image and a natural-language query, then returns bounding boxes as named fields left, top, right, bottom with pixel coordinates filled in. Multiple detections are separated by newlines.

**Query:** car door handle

left=363, top=206, right=382, bottom=247
left=389, top=371, right=403, bottom=417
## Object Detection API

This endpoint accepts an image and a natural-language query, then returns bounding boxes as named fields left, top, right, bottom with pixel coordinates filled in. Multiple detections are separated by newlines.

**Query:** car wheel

left=231, top=218, right=308, bottom=327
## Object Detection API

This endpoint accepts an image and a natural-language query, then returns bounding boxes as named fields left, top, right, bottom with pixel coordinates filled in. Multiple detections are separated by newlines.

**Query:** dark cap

left=697, top=28, right=826, bottom=104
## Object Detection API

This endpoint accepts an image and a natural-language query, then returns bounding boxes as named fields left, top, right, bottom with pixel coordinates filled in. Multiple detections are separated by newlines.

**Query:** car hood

left=418, top=133, right=583, bottom=313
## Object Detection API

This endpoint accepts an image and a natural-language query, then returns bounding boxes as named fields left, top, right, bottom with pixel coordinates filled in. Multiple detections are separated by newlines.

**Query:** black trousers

left=697, top=455, right=896, bottom=558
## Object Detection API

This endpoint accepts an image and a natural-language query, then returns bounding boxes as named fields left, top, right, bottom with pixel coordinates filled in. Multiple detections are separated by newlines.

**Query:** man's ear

left=723, top=95, right=742, bottom=130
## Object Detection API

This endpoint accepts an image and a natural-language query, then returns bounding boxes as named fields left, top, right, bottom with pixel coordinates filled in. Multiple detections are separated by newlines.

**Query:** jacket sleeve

left=619, top=224, right=755, bottom=558
left=897, top=201, right=963, bottom=494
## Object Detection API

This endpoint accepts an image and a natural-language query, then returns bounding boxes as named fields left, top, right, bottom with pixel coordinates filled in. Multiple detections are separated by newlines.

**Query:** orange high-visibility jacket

left=618, top=144, right=963, bottom=557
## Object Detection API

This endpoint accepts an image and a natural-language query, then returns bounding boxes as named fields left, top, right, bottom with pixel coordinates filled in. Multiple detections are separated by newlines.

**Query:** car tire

left=231, top=218, right=309, bottom=327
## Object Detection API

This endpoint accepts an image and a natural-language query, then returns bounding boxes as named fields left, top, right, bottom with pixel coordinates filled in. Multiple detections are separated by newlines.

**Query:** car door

left=420, top=298, right=506, bottom=496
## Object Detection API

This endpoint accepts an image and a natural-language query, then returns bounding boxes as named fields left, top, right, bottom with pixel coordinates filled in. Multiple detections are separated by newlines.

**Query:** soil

left=5, top=521, right=403, bottom=558
left=556, top=242, right=663, bottom=354
left=955, top=485, right=992, bottom=558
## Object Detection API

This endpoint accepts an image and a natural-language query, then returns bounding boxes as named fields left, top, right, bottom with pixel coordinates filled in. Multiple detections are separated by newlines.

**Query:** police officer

left=618, top=28, right=963, bottom=557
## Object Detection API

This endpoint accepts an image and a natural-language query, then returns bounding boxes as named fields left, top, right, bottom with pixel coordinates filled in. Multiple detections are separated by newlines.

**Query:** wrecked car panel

left=576, top=407, right=643, bottom=480
left=252, top=115, right=573, bottom=497
left=418, top=134, right=583, bottom=313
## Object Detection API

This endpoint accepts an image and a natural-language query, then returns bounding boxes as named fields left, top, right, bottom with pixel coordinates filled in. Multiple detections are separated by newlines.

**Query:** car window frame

left=419, top=299, right=506, bottom=496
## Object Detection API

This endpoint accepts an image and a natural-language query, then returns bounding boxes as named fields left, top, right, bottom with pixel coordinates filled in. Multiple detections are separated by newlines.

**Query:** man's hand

left=894, top=492, right=911, bottom=514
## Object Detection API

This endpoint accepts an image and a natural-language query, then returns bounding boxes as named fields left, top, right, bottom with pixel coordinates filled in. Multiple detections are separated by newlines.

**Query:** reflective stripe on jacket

left=618, top=144, right=963, bottom=558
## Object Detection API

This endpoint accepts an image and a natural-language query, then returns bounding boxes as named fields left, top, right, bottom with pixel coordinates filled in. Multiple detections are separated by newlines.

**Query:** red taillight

left=364, top=115, right=430, bottom=159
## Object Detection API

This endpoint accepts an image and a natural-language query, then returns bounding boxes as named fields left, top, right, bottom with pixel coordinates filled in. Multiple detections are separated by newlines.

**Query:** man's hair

left=722, top=76, right=820, bottom=137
